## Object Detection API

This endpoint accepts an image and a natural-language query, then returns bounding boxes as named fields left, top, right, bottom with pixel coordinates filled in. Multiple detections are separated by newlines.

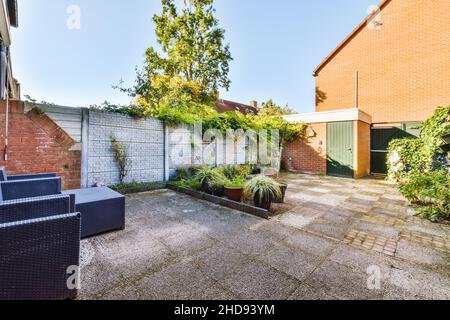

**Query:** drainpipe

left=355, top=71, right=359, bottom=109
left=2, top=46, right=8, bottom=161
left=3, top=81, right=8, bottom=161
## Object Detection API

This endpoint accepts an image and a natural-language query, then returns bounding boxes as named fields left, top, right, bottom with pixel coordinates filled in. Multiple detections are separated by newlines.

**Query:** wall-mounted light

left=306, top=127, right=316, bottom=138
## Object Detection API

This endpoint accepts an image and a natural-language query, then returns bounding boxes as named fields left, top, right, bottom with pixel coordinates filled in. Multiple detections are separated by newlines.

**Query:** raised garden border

left=167, top=184, right=269, bottom=219
left=109, top=182, right=168, bottom=195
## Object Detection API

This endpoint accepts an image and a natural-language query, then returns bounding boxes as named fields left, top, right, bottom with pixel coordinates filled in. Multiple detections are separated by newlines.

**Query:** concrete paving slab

left=78, top=175, right=450, bottom=300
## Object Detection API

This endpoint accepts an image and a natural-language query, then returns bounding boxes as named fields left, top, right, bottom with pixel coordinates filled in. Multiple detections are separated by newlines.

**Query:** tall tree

left=133, top=0, right=232, bottom=108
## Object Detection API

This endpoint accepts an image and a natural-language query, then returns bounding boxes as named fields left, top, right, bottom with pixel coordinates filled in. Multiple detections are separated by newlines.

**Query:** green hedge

left=399, top=170, right=450, bottom=222
left=387, top=106, right=450, bottom=181
left=387, top=106, right=450, bottom=222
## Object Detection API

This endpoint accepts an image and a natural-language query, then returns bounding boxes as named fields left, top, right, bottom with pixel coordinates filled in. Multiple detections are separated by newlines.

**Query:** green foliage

left=219, top=164, right=251, bottom=181
left=91, top=101, right=146, bottom=119
left=128, top=0, right=232, bottom=110
left=387, top=138, right=427, bottom=180
left=33, top=107, right=45, bottom=115
left=252, top=114, right=307, bottom=143
left=142, top=104, right=307, bottom=143
left=388, top=106, right=450, bottom=222
left=170, top=178, right=202, bottom=191
left=387, top=106, right=450, bottom=181
left=258, top=99, right=295, bottom=117
left=419, top=106, right=450, bottom=141
left=399, top=170, right=450, bottom=222
left=194, top=166, right=228, bottom=188
left=109, top=181, right=164, bottom=195
left=173, top=167, right=198, bottom=181
left=111, top=136, right=130, bottom=183
left=202, top=111, right=254, bottom=133
left=245, top=175, right=282, bottom=202
left=148, top=102, right=204, bottom=125
left=224, top=178, right=246, bottom=188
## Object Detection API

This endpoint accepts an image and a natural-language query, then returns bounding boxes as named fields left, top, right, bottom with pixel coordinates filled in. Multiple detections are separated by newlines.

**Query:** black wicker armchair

left=0, top=166, right=56, bottom=182
left=0, top=194, right=81, bottom=300
left=0, top=177, right=62, bottom=201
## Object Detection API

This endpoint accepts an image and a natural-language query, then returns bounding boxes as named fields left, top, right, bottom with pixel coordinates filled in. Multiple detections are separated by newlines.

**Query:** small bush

left=387, top=106, right=450, bottom=181
left=399, top=170, right=450, bottom=222
left=224, top=178, right=246, bottom=188
left=193, top=166, right=229, bottom=192
left=220, top=164, right=251, bottom=181
left=173, top=167, right=198, bottom=181
left=245, top=175, right=282, bottom=202
left=387, top=107, right=450, bottom=222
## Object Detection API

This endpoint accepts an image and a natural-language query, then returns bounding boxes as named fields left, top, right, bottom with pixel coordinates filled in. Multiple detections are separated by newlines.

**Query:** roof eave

left=312, top=0, right=391, bottom=77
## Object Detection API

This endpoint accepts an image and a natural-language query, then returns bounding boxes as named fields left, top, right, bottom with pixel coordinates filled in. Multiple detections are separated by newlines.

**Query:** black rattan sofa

left=0, top=167, right=125, bottom=238
left=0, top=194, right=81, bottom=300
left=0, top=169, right=125, bottom=299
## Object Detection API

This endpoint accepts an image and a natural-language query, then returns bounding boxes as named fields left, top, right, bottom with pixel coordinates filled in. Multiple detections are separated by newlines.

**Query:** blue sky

left=11, top=0, right=378, bottom=113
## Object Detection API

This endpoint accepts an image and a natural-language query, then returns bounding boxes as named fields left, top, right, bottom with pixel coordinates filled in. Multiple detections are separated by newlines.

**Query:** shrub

left=387, top=106, right=450, bottom=181
left=245, top=175, right=282, bottom=203
left=173, top=167, right=198, bottom=181
left=399, top=170, right=450, bottom=222
left=387, top=107, right=450, bottom=222
left=224, top=178, right=246, bottom=188
left=220, top=165, right=251, bottom=181
left=387, top=138, right=427, bottom=181
left=194, top=167, right=229, bottom=190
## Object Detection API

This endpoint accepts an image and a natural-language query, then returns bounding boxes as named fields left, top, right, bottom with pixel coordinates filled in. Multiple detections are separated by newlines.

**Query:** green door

left=327, top=121, right=354, bottom=178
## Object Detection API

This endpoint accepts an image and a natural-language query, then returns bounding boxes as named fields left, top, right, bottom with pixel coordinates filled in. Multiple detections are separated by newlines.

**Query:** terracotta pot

left=253, top=192, right=272, bottom=211
left=273, top=183, right=287, bottom=203
left=225, top=187, right=244, bottom=202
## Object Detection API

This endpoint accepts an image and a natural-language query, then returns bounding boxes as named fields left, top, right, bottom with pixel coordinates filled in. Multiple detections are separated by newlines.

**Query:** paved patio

left=78, top=174, right=450, bottom=300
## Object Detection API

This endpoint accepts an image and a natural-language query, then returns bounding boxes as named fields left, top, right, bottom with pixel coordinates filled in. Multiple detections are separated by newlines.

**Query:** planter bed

left=109, top=182, right=167, bottom=195
left=167, top=184, right=269, bottom=219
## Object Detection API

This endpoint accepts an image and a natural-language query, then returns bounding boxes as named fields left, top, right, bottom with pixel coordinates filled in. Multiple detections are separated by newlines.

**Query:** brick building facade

left=314, top=0, right=449, bottom=124
left=283, top=0, right=449, bottom=177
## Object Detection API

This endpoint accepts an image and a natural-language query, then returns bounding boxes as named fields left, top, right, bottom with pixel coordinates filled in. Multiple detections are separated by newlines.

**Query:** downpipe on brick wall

left=3, top=63, right=9, bottom=161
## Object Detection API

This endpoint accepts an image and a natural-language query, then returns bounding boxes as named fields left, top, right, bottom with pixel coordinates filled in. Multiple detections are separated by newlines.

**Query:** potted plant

left=273, top=182, right=288, bottom=203
left=250, top=164, right=261, bottom=175
left=194, top=167, right=228, bottom=196
left=224, top=178, right=246, bottom=202
left=245, top=175, right=282, bottom=210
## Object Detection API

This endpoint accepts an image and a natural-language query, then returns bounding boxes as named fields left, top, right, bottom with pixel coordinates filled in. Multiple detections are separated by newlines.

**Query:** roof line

left=312, top=0, right=392, bottom=77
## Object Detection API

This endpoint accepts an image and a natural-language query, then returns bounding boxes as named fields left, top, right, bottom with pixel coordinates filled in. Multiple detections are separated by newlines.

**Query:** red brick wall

left=0, top=101, right=81, bottom=189
left=282, top=123, right=327, bottom=174
left=315, top=0, right=450, bottom=123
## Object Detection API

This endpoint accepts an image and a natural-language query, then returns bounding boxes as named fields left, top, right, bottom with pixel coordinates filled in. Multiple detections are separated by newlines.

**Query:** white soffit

left=283, top=108, right=372, bottom=124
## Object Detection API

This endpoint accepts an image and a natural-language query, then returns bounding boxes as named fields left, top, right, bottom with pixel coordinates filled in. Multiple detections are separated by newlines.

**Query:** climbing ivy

left=387, top=106, right=450, bottom=222
left=387, top=106, right=450, bottom=181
